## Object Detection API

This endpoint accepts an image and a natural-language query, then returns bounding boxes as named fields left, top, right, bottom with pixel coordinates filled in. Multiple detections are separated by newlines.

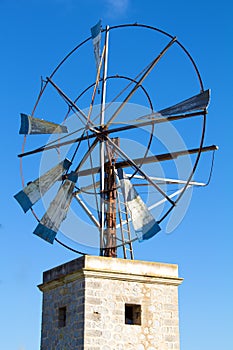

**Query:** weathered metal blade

left=33, top=172, right=78, bottom=244
left=19, top=113, right=68, bottom=134
left=157, top=90, right=210, bottom=116
left=14, top=159, right=71, bottom=213
left=115, top=185, right=191, bottom=230
left=117, top=168, right=161, bottom=241
left=91, top=20, right=102, bottom=70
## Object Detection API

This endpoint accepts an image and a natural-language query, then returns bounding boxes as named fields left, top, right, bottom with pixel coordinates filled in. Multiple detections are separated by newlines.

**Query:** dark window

left=58, top=306, right=66, bottom=328
left=125, top=304, right=141, bottom=325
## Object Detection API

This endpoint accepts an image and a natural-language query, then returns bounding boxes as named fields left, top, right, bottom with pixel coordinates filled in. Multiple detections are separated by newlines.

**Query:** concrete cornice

left=38, top=256, right=183, bottom=292
left=82, top=268, right=183, bottom=286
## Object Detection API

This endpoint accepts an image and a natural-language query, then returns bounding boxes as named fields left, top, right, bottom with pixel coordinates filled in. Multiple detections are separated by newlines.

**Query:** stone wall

left=40, top=277, right=85, bottom=350
left=39, top=256, right=183, bottom=350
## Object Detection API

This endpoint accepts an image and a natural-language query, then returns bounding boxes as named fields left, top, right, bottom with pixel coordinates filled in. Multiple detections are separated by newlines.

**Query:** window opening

left=58, top=306, right=67, bottom=328
left=125, top=304, right=141, bottom=325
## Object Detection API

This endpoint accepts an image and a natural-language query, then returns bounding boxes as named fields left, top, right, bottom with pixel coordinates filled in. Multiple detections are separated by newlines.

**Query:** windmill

left=14, top=22, right=217, bottom=259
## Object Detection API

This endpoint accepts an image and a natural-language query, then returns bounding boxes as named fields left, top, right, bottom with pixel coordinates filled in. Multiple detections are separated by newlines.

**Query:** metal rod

left=106, top=36, right=177, bottom=127
left=113, top=145, right=218, bottom=168
left=86, top=132, right=100, bottom=222
left=116, top=189, right=127, bottom=259
left=105, top=136, right=175, bottom=205
left=149, top=186, right=189, bottom=211
left=74, top=193, right=100, bottom=228
left=18, top=111, right=204, bottom=158
left=74, top=137, right=99, bottom=173
left=125, top=174, right=206, bottom=186
left=77, top=175, right=205, bottom=191
left=46, top=77, right=97, bottom=133
left=46, top=77, right=88, bottom=122
left=99, top=26, right=109, bottom=256
left=77, top=145, right=218, bottom=177
left=79, top=181, right=100, bottom=192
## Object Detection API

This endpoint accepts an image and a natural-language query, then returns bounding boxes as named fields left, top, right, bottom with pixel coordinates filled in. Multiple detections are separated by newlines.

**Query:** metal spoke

left=87, top=44, right=106, bottom=123
left=77, top=145, right=218, bottom=177
left=18, top=111, right=205, bottom=158
left=125, top=174, right=206, bottom=187
left=85, top=130, right=100, bottom=220
left=104, top=135, right=175, bottom=205
left=74, top=193, right=100, bottom=228
left=106, top=36, right=177, bottom=127
left=74, top=137, right=99, bottom=173
left=46, top=77, right=98, bottom=133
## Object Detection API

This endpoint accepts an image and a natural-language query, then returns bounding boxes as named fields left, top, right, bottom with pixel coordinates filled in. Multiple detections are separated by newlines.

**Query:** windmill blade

left=116, top=185, right=191, bottom=229
left=91, top=20, right=102, bottom=70
left=117, top=168, right=161, bottom=241
left=19, top=113, right=68, bottom=134
left=14, top=158, right=71, bottom=213
left=157, top=89, right=210, bottom=116
left=33, top=171, right=78, bottom=243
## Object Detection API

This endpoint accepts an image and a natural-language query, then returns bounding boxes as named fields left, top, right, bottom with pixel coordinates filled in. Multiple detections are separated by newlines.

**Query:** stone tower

left=38, top=255, right=183, bottom=350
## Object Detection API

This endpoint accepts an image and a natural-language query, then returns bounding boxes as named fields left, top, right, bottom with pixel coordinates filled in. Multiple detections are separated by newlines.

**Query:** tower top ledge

left=39, top=256, right=183, bottom=291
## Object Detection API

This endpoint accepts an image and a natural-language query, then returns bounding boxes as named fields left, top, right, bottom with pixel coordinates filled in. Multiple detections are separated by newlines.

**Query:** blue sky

left=0, top=1, right=232, bottom=349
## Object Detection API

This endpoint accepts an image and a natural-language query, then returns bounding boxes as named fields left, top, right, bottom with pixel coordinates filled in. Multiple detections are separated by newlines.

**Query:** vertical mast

left=104, top=138, right=119, bottom=258
left=99, top=25, right=109, bottom=256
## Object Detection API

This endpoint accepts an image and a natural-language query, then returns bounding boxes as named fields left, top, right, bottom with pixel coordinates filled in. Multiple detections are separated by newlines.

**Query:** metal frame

left=18, top=23, right=214, bottom=257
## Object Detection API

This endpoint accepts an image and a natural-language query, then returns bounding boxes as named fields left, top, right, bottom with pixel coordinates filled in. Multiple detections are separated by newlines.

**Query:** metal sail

left=33, top=171, right=78, bottom=243
left=14, top=159, right=71, bottom=213
left=117, top=168, right=161, bottom=241
left=157, top=89, right=210, bottom=116
left=19, top=113, right=68, bottom=134
left=91, top=20, right=102, bottom=70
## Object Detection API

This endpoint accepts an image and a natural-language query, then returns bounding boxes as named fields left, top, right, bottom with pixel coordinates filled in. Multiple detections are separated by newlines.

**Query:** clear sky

left=0, top=1, right=232, bottom=349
